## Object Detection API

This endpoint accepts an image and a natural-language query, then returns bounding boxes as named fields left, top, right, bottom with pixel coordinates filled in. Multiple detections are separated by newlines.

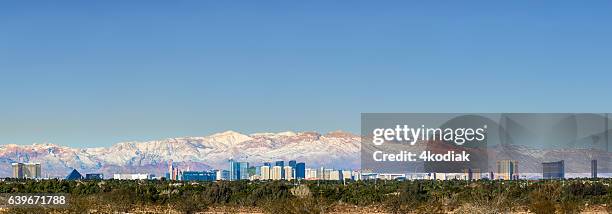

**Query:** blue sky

left=1, top=1, right=611, bottom=147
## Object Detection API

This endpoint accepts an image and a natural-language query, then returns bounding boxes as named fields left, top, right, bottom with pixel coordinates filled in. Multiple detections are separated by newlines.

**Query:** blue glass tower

left=542, top=160, right=564, bottom=179
left=239, top=162, right=249, bottom=180
left=229, top=158, right=238, bottom=181
left=182, top=171, right=216, bottom=181
left=296, top=162, right=305, bottom=179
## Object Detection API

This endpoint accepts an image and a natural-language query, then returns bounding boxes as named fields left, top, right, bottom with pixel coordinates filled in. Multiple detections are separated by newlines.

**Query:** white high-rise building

left=283, top=166, right=293, bottom=180
left=12, top=163, right=41, bottom=179
left=323, top=169, right=333, bottom=180
left=330, top=170, right=342, bottom=180
left=305, top=168, right=318, bottom=180
left=317, top=167, right=330, bottom=180
left=342, top=170, right=352, bottom=181
left=261, top=166, right=271, bottom=180
left=271, top=166, right=283, bottom=180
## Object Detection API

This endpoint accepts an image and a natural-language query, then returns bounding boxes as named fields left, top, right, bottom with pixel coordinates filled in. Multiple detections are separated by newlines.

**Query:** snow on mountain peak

left=251, top=131, right=297, bottom=138
left=207, top=130, right=252, bottom=145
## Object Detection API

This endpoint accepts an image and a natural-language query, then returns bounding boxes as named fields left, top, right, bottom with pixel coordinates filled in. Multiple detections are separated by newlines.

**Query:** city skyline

left=10, top=158, right=608, bottom=181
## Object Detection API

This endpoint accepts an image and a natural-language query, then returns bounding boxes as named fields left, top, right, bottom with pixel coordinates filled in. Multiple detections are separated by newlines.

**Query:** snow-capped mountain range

left=0, top=131, right=361, bottom=178
left=1, top=130, right=608, bottom=178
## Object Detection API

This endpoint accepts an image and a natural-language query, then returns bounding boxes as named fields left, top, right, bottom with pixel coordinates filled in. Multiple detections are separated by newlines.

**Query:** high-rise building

left=283, top=166, right=293, bottom=180
left=324, top=169, right=333, bottom=180
left=342, top=170, right=352, bottom=181
left=329, top=170, right=342, bottom=180
left=305, top=168, right=317, bottom=180
left=271, top=166, right=283, bottom=180
left=255, top=166, right=261, bottom=178
left=261, top=166, right=271, bottom=180
left=497, top=160, right=519, bottom=180
left=239, top=162, right=249, bottom=180
left=295, top=162, right=306, bottom=179
left=25, top=163, right=41, bottom=179
left=12, top=163, right=41, bottom=179
left=13, top=163, right=24, bottom=179
left=542, top=160, right=565, bottom=179
left=317, top=167, right=324, bottom=180
left=168, top=159, right=174, bottom=180
left=229, top=158, right=237, bottom=181
left=289, top=160, right=297, bottom=179
left=173, top=167, right=181, bottom=181
left=591, top=160, right=598, bottom=178
left=275, top=161, right=285, bottom=178
left=275, top=161, right=284, bottom=167
left=228, top=159, right=249, bottom=180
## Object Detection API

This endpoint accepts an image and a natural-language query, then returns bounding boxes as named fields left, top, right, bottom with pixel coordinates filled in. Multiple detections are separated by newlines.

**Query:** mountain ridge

left=2, top=131, right=607, bottom=178
left=0, top=131, right=361, bottom=178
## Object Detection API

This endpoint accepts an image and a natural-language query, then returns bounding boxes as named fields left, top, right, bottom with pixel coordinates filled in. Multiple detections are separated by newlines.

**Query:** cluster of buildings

left=164, top=159, right=223, bottom=181
left=7, top=159, right=602, bottom=181
left=354, top=159, right=591, bottom=181
left=236, top=160, right=362, bottom=181
left=163, top=159, right=362, bottom=182
left=453, top=159, right=573, bottom=180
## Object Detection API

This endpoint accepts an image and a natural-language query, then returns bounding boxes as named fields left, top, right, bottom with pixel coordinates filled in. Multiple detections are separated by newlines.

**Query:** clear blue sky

left=1, top=1, right=611, bottom=147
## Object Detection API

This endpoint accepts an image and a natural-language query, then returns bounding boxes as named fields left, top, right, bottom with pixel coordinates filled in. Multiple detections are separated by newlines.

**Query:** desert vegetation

left=0, top=178, right=610, bottom=213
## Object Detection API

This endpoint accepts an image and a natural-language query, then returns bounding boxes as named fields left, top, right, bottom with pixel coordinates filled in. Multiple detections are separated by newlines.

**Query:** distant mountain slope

left=0, top=131, right=361, bottom=178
